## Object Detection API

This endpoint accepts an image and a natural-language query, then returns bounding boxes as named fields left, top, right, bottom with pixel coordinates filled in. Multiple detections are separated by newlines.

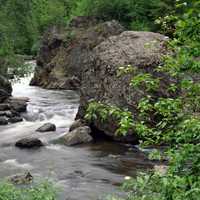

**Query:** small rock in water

left=36, top=123, right=56, bottom=132
left=8, top=172, right=33, bottom=185
left=61, top=126, right=93, bottom=146
left=15, top=138, right=44, bottom=148
left=8, top=116, right=23, bottom=123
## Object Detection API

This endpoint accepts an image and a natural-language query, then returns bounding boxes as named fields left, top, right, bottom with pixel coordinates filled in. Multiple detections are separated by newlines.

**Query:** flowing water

left=0, top=61, right=153, bottom=200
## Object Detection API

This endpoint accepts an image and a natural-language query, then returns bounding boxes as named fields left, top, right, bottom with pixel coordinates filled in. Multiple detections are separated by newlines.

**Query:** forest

left=0, top=0, right=200, bottom=200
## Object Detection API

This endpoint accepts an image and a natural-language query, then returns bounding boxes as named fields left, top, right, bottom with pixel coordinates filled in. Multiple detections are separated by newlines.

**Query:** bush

left=0, top=181, right=57, bottom=200
left=72, top=0, right=174, bottom=31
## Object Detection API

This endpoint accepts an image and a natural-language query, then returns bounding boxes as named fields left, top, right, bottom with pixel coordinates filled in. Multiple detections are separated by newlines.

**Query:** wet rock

left=36, top=123, right=56, bottom=132
left=8, top=116, right=23, bottom=123
left=0, top=89, right=10, bottom=103
left=62, top=126, right=93, bottom=146
left=0, top=116, right=8, bottom=125
left=31, top=18, right=124, bottom=89
left=15, top=138, right=44, bottom=148
left=0, top=75, right=12, bottom=94
left=8, top=97, right=27, bottom=112
left=0, top=103, right=10, bottom=111
left=0, top=75, right=27, bottom=126
left=8, top=172, right=33, bottom=184
left=69, top=119, right=86, bottom=132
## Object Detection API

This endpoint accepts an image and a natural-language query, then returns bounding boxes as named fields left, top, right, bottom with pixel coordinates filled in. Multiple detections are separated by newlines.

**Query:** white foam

left=46, top=145, right=62, bottom=151
left=3, top=159, right=33, bottom=169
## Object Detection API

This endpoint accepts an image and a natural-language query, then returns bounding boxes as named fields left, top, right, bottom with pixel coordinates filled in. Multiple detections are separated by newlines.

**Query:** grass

left=0, top=181, right=57, bottom=200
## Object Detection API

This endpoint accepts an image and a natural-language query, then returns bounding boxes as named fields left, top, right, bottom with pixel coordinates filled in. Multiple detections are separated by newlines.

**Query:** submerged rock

left=15, top=138, right=44, bottom=148
left=36, top=123, right=56, bottom=132
left=61, top=126, right=93, bottom=146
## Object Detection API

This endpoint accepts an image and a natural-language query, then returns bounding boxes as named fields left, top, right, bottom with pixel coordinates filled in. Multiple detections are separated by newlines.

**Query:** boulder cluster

left=31, top=17, right=174, bottom=143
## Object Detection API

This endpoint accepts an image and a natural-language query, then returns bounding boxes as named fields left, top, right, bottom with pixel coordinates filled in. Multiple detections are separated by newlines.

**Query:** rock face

left=31, top=17, right=174, bottom=143
left=30, top=18, right=124, bottom=89
left=15, top=138, right=44, bottom=148
left=61, top=126, right=93, bottom=146
left=76, top=31, right=172, bottom=143
left=36, top=123, right=56, bottom=132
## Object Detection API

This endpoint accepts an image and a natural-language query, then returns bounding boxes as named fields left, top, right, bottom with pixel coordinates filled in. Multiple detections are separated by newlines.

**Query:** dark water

left=0, top=61, right=153, bottom=200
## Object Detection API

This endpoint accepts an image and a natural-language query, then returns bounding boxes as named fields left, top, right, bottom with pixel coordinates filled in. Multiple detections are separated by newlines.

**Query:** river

left=0, top=61, right=153, bottom=200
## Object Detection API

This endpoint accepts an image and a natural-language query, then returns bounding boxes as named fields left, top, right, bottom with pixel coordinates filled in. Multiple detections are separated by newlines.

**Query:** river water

left=0, top=61, right=153, bottom=200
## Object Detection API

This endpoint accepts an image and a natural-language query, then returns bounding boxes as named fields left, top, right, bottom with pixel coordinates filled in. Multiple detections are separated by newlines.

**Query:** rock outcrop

left=30, top=18, right=124, bottom=89
left=31, top=17, right=175, bottom=143
left=61, top=126, right=93, bottom=146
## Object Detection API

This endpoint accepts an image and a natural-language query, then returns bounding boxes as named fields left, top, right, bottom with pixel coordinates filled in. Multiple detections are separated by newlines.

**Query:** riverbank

left=0, top=69, right=154, bottom=200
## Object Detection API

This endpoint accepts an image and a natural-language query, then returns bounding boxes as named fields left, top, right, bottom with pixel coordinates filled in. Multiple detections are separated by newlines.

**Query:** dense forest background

left=1, top=0, right=194, bottom=76
left=0, top=0, right=176, bottom=57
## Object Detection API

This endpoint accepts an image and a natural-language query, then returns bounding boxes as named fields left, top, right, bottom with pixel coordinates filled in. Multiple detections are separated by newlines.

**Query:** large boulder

left=31, top=18, right=175, bottom=143
left=30, top=18, right=124, bottom=89
left=76, top=31, right=172, bottom=143
left=61, top=126, right=93, bottom=146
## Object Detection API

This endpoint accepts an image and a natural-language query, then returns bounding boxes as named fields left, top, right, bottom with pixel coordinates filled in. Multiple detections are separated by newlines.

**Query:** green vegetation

left=0, top=181, right=57, bottom=200
left=85, top=1, right=200, bottom=200
left=0, top=0, right=177, bottom=77
left=73, top=0, right=176, bottom=31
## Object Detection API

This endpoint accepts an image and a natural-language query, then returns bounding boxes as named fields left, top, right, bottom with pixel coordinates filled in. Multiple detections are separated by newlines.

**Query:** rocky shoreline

left=0, top=75, right=28, bottom=125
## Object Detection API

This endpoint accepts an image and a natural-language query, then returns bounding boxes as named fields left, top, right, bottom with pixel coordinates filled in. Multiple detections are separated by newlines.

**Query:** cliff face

left=30, top=17, right=124, bottom=89
left=31, top=17, right=174, bottom=143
